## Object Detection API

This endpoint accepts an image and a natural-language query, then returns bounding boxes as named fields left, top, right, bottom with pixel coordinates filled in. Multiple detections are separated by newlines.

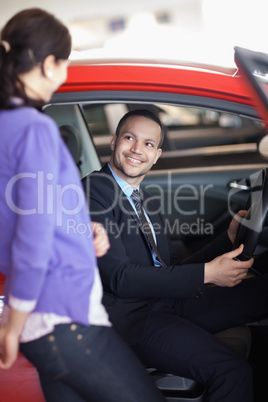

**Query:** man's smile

left=125, top=155, right=144, bottom=164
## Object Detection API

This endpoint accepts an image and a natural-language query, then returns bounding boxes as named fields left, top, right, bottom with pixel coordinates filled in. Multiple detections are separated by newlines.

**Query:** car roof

left=58, top=58, right=254, bottom=107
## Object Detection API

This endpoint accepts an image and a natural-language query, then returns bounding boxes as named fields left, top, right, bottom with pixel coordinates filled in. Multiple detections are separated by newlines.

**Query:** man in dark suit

left=83, top=109, right=268, bottom=401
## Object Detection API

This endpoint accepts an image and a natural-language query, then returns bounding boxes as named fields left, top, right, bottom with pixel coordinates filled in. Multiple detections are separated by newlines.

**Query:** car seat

left=60, top=125, right=82, bottom=168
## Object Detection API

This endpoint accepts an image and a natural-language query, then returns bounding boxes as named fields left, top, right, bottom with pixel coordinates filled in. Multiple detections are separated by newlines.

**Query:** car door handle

left=228, top=180, right=251, bottom=191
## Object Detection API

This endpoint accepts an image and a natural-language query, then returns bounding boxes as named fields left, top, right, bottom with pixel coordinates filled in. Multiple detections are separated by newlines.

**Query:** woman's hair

left=0, top=8, right=72, bottom=108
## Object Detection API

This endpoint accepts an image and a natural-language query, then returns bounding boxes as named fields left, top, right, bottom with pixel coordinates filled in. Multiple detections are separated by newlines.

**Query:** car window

left=82, top=102, right=266, bottom=171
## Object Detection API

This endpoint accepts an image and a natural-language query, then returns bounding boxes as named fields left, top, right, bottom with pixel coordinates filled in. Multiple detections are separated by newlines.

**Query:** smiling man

left=109, top=110, right=163, bottom=184
left=83, top=109, right=268, bottom=402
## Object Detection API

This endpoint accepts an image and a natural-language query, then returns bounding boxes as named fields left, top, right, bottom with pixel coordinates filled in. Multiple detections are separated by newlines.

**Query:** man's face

left=109, top=115, right=162, bottom=187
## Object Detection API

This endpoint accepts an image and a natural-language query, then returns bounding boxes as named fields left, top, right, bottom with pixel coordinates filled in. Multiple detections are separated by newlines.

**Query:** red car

left=1, top=47, right=268, bottom=401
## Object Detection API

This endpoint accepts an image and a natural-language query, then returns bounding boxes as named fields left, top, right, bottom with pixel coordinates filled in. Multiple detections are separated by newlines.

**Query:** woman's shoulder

left=17, top=107, right=57, bottom=128
left=1, top=107, right=61, bottom=155
left=2, top=106, right=57, bottom=132
left=15, top=107, right=60, bottom=144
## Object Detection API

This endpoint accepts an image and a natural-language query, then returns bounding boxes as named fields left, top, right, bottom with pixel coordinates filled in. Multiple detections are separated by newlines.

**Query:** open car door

left=235, top=46, right=268, bottom=129
left=232, top=47, right=268, bottom=260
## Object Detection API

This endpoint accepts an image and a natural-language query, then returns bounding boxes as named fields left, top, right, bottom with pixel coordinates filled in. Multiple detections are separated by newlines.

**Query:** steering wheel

left=233, top=167, right=268, bottom=260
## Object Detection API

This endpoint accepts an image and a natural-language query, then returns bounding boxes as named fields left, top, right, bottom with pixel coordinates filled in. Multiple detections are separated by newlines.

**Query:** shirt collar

left=108, top=163, right=138, bottom=197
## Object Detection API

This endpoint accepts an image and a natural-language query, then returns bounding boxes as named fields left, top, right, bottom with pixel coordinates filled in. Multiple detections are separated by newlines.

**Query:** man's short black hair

left=115, top=109, right=165, bottom=148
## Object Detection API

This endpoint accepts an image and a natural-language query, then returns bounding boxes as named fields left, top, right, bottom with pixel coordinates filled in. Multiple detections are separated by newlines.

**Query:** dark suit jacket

left=82, top=164, right=231, bottom=345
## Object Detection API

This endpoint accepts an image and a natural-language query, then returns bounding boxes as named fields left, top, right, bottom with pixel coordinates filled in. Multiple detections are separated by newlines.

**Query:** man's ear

left=154, top=148, right=162, bottom=164
left=110, top=134, right=117, bottom=151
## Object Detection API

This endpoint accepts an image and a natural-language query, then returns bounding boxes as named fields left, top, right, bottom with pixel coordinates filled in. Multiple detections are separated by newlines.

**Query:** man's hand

left=92, top=222, right=110, bottom=258
left=228, top=210, right=247, bottom=244
left=204, top=244, right=254, bottom=287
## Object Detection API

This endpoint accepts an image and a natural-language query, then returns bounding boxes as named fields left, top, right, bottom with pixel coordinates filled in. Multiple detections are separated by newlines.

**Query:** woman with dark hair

left=0, top=9, right=164, bottom=402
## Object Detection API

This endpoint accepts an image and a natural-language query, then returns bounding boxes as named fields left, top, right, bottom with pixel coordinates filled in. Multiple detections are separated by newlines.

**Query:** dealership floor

left=0, top=354, right=45, bottom=402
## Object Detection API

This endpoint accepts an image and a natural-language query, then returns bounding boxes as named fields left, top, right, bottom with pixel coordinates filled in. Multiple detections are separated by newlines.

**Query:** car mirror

left=258, top=134, right=268, bottom=159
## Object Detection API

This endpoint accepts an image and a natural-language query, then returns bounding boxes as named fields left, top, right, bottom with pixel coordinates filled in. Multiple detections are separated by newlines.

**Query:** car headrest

left=60, top=125, right=82, bottom=166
